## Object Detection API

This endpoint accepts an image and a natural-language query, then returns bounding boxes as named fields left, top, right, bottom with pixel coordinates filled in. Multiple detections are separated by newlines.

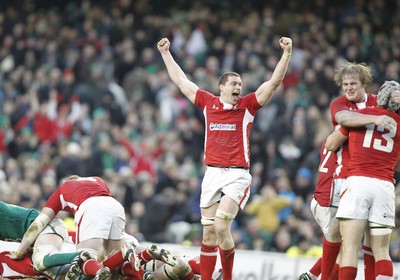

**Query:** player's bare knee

left=214, top=210, right=235, bottom=234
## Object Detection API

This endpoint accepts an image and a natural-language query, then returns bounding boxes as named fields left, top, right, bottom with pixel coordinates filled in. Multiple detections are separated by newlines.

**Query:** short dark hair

left=218, top=72, right=240, bottom=86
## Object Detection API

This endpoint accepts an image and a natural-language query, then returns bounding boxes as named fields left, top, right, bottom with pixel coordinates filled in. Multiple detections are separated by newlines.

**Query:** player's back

left=347, top=107, right=400, bottom=182
left=45, top=176, right=111, bottom=214
left=0, top=202, right=39, bottom=241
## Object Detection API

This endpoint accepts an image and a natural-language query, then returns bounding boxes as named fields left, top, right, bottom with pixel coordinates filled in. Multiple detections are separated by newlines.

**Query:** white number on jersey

left=362, top=124, right=396, bottom=153
left=319, top=147, right=332, bottom=173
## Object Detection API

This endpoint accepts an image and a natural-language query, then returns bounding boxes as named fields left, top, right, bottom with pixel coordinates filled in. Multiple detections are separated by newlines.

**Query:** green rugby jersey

left=0, top=201, right=39, bottom=241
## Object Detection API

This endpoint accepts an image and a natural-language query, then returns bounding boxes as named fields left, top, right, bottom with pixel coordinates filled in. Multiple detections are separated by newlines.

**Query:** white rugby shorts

left=336, top=176, right=395, bottom=227
left=74, top=196, right=126, bottom=243
left=200, top=166, right=252, bottom=210
left=310, top=197, right=334, bottom=236
left=39, top=217, right=70, bottom=241
left=330, top=178, right=346, bottom=207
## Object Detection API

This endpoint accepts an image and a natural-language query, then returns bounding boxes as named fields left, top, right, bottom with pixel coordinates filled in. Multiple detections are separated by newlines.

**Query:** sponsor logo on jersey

left=209, top=123, right=236, bottom=131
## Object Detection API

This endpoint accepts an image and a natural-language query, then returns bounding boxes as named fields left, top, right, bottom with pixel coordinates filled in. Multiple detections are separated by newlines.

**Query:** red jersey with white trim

left=329, top=93, right=377, bottom=179
left=0, top=251, right=42, bottom=279
left=345, top=107, right=400, bottom=182
left=45, top=176, right=111, bottom=215
left=194, top=89, right=262, bottom=167
left=313, top=140, right=337, bottom=207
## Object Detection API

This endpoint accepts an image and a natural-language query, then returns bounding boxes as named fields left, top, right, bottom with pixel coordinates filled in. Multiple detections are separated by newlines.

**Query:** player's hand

left=157, top=38, right=171, bottom=53
left=375, top=115, right=397, bottom=130
left=391, top=90, right=400, bottom=104
left=279, top=37, right=292, bottom=54
left=7, top=251, right=24, bottom=260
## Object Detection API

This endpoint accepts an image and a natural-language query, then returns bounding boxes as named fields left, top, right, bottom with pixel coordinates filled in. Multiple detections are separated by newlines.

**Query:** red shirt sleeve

left=330, top=96, right=349, bottom=126
left=44, top=188, right=62, bottom=213
left=194, top=89, right=215, bottom=109
left=339, top=126, right=349, bottom=136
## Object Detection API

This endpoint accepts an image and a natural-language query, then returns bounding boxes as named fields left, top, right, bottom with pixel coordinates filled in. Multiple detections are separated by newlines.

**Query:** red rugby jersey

left=195, top=89, right=262, bottom=168
left=329, top=93, right=377, bottom=179
left=45, top=176, right=111, bottom=215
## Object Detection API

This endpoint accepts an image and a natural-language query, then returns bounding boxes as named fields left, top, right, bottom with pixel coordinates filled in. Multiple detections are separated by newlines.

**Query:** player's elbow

left=335, top=111, right=349, bottom=127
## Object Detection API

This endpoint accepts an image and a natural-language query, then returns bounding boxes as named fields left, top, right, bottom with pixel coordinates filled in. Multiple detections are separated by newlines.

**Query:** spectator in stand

left=245, top=184, right=291, bottom=236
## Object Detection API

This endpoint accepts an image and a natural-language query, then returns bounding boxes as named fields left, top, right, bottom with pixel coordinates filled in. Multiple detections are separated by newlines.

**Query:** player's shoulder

left=329, top=96, right=348, bottom=110
left=197, top=89, right=216, bottom=98
left=196, top=89, right=218, bottom=104
left=238, top=92, right=261, bottom=109
left=330, top=95, right=347, bottom=104
left=366, top=93, right=378, bottom=104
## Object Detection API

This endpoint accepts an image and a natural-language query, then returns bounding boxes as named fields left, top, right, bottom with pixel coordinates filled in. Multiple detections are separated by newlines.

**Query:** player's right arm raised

left=157, top=38, right=199, bottom=103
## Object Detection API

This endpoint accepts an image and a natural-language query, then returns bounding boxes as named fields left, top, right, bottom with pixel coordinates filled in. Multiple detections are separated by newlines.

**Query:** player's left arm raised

left=255, top=37, right=292, bottom=106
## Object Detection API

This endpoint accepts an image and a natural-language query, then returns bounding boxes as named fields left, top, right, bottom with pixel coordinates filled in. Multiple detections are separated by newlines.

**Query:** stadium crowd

left=1, top=0, right=400, bottom=261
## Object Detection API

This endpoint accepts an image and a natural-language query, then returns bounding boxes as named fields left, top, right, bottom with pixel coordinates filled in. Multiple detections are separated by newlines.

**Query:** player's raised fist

left=279, top=37, right=292, bottom=53
left=157, top=38, right=170, bottom=52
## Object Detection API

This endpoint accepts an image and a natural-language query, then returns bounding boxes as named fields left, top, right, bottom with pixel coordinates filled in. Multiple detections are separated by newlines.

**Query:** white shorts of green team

left=200, top=166, right=252, bottom=210
left=74, top=196, right=126, bottom=242
left=33, top=217, right=76, bottom=275
left=40, top=217, right=71, bottom=242
left=336, top=176, right=395, bottom=227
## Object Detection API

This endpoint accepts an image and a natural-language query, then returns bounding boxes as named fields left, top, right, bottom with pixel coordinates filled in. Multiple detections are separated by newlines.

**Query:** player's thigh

left=336, top=177, right=372, bottom=220
left=76, top=238, right=103, bottom=253
left=35, top=217, right=69, bottom=248
left=200, top=167, right=251, bottom=210
left=200, top=203, right=218, bottom=219
left=103, top=239, right=123, bottom=257
left=340, top=219, right=367, bottom=247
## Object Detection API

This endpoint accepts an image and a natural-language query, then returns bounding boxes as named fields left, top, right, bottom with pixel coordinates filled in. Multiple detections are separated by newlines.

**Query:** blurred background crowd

left=1, top=0, right=400, bottom=260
